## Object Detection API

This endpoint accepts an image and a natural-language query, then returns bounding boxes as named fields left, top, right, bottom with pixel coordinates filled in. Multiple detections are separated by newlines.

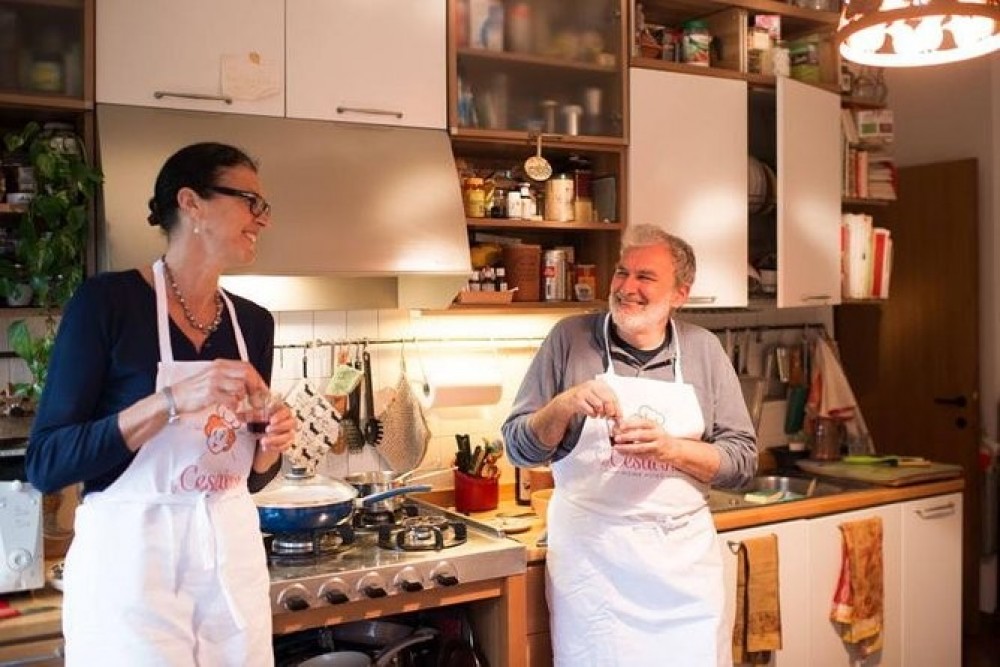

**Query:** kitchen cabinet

left=446, top=0, right=629, bottom=310
left=899, top=493, right=962, bottom=667
left=96, top=0, right=285, bottom=116
left=718, top=520, right=810, bottom=666
left=0, top=0, right=92, bottom=108
left=286, top=0, right=446, bottom=129
left=629, top=67, right=748, bottom=308
left=805, top=502, right=902, bottom=666
left=525, top=562, right=552, bottom=667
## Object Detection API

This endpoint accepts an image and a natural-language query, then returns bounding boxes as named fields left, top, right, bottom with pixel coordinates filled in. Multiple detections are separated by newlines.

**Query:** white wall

left=885, top=52, right=1000, bottom=439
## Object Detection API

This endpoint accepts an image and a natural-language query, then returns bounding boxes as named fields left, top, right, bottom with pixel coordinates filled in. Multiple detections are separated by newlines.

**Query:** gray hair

left=620, top=224, right=697, bottom=289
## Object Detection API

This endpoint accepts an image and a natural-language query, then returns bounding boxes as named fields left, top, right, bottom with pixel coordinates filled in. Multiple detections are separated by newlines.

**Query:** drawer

left=526, top=563, right=550, bottom=635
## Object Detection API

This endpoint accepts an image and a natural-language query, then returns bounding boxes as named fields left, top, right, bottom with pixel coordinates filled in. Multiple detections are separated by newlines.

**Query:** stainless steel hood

left=95, top=104, right=470, bottom=310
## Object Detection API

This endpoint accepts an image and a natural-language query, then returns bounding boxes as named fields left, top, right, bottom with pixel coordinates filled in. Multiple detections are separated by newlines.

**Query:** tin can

left=543, top=249, right=568, bottom=301
left=574, top=264, right=597, bottom=302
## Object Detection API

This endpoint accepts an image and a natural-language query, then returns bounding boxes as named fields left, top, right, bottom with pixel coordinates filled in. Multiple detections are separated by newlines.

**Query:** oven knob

left=277, top=584, right=312, bottom=612
left=357, top=573, right=388, bottom=598
left=430, top=563, right=459, bottom=587
left=7, top=548, right=33, bottom=571
left=319, top=578, right=351, bottom=605
left=394, top=567, right=424, bottom=593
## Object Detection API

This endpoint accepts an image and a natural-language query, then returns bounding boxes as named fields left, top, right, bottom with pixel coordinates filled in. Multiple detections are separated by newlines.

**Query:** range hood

left=96, top=104, right=470, bottom=310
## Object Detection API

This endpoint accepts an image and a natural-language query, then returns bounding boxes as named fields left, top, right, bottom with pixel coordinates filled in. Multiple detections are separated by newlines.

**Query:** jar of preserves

left=463, top=177, right=487, bottom=218
left=574, top=264, right=597, bottom=301
left=682, top=20, right=712, bottom=67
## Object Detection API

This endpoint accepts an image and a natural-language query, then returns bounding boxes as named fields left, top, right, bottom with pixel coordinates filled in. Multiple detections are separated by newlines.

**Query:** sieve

left=524, top=133, right=552, bottom=181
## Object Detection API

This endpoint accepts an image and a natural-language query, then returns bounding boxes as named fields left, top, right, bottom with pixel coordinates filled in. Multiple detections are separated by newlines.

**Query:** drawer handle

left=337, top=106, right=404, bottom=119
left=916, top=502, right=956, bottom=519
left=802, top=294, right=832, bottom=302
left=154, top=90, right=233, bottom=105
left=686, top=296, right=717, bottom=305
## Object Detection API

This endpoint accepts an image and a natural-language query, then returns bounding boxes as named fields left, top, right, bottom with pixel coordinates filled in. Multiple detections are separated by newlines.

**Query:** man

left=502, top=224, right=757, bottom=666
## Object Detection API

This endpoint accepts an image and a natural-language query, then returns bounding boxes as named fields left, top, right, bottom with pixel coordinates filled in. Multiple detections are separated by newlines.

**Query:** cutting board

left=796, top=459, right=964, bottom=486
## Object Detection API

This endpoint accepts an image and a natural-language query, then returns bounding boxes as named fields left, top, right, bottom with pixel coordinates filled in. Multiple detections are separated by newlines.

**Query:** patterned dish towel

left=831, top=517, right=884, bottom=656
left=733, top=534, right=782, bottom=664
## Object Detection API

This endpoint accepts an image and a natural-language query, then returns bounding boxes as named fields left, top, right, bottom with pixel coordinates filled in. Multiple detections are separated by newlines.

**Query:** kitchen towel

left=830, top=516, right=884, bottom=657
left=732, top=534, right=782, bottom=664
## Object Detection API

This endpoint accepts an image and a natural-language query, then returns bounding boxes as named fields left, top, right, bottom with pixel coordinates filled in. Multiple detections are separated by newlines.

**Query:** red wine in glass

left=248, top=421, right=267, bottom=435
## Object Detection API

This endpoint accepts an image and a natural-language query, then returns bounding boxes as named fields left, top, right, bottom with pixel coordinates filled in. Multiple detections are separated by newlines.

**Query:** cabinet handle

left=153, top=90, right=233, bottom=104
left=802, top=294, right=833, bottom=302
left=686, top=296, right=717, bottom=305
left=336, top=106, right=404, bottom=119
left=915, top=502, right=956, bottom=519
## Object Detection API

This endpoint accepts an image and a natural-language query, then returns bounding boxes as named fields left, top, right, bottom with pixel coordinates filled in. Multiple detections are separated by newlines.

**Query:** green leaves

left=7, top=319, right=54, bottom=401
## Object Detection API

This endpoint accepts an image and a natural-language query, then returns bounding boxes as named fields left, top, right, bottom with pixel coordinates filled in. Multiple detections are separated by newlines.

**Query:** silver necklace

left=161, top=257, right=224, bottom=335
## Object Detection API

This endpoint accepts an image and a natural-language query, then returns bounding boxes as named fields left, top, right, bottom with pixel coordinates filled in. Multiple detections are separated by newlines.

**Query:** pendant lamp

left=837, top=0, right=1000, bottom=66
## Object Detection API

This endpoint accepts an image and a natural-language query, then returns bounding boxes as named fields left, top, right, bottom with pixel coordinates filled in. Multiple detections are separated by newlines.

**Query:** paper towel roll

left=412, top=379, right=502, bottom=408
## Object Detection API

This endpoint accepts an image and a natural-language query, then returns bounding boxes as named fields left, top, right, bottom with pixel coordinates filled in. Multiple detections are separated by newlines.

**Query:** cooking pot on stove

left=344, top=468, right=446, bottom=512
left=298, top=628, right=437, bottom=667
left=254, top=469, right=431, bottom=534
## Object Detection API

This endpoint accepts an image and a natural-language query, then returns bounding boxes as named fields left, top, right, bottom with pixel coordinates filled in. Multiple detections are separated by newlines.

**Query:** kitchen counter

left=460, top=477, right=966, bottom=563
left=0, top=569, right=63, bottom=662
left=1, top=477, right=964, bottom=654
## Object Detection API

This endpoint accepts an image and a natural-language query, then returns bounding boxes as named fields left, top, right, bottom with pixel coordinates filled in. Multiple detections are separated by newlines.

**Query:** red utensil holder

left=454, top=469, right=499, bottom=513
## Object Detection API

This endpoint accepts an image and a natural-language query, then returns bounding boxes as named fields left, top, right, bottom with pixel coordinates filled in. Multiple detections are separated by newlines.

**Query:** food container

left=454, top=469, right=498, bottom=513
left=502, top=243, right=542, bottom=302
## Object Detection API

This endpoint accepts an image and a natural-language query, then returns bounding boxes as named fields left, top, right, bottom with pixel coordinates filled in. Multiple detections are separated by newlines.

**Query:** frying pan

left=253, top=472, right=431, bottom=534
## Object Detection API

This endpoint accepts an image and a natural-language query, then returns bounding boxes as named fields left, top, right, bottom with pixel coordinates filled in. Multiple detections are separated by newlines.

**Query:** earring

left=193, top=225, right=201, bottom=235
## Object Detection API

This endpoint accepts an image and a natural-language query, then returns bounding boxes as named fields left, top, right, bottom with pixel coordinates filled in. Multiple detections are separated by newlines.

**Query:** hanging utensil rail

left=275, top=335, right=546, bottom=351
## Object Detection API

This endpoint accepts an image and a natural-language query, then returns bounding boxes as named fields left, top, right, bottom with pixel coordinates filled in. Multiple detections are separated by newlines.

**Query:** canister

left=462, top=177, right=486, bottom=218
left=543, top=249, right=568, bottom=301
left=682, top=20, right=712, bottom=66
left=544, top=173, right=574, bottom=222
left=574, top=264, right=597, bottom=301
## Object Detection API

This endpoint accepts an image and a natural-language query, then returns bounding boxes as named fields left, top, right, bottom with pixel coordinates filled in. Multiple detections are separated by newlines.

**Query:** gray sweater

left=501, top=313, right=757, bottom=489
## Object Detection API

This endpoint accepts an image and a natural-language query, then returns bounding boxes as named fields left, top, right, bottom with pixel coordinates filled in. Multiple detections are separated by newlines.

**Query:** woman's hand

left=253, top=400, right=296, bottom=471
left=172, top=359, right=266, bottom=414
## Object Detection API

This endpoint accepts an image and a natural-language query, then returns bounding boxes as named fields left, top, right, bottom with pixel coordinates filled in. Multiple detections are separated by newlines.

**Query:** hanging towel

left=830, top=517, right=884, bottom=657
left=733, top=534, right=782, bottom=664
left=807, top=337, right=857, bottom=422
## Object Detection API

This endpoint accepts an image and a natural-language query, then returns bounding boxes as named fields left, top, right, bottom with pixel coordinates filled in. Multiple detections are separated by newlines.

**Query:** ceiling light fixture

left=837, top=0, right=1000, bottom=66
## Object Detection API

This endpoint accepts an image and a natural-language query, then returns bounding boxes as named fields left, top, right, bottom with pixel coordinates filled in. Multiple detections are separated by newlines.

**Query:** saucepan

left=253, top=471, right=431, bottom=534
left=298, top=628, right=437, bottom=667
left=343, top=468, right=449, bottom=512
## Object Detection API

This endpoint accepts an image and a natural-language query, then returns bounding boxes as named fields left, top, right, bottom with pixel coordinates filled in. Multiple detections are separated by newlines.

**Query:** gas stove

left=266, top=499, right=526, bottom=617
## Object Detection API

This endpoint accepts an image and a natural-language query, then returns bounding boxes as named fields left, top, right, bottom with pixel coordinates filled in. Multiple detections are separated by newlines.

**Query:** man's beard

left=609, top=293, right=672, bottom=338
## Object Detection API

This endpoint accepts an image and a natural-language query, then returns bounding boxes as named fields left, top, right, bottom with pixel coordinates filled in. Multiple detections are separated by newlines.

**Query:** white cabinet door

left=775, top=78, right=842, bottom=308
left=286, top=0, right=446, bottom=128
left=806, top=503, right=902, bottom=667
left=900, top=493, right=962, bottom=667
left=96, top=0, right=285, bottom=115
left=719, top=520, right=810, bottom=666
left=629, top=68, right=748, bottom=308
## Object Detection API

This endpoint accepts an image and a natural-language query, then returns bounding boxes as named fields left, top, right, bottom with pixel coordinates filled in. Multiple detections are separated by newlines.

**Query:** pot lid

left=253, top=471, right=358, bottom=508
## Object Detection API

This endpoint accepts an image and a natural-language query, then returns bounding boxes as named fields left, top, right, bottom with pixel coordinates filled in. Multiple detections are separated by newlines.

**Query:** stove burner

left=268, top=524, right=355, bottom=565
left=377, top=516, right=467, bottom=551
left=352, top=501, right=420, bottom=532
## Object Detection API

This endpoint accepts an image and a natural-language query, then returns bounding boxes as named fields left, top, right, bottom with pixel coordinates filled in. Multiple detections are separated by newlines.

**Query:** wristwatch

left=162, top=386, right=180, bottom=424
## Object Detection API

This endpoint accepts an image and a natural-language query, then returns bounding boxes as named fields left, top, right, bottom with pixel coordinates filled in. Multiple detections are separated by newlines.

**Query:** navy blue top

left=26, top=270, right=280, bottom=496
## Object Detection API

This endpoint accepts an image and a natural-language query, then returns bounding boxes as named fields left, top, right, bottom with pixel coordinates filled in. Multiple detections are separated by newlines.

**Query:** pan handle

left=360, top=485, right=432, bottom=507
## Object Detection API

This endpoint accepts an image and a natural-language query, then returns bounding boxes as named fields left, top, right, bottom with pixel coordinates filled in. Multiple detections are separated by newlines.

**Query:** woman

left=26, top=142, right=296, bottom=666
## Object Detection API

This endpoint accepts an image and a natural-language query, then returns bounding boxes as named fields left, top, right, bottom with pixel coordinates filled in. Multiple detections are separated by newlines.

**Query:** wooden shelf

left=0, top=92, right=92, bottom=112
left=2, top=0, right=82, bottom=8
left=431, top=300, right=608, bottom=315
left=630, top=59, right=840, bottom=94
left=450, top=128, right=626, bottom=149
left=457, top=47, right=619, bottom=74
left=839, top=297, right=888, bottom=305
left=0, top=204, right=28, bottom=215
left=842, top=197, right=893, bottom=207
left=841, top=96, right=887, bottom=109
left=467, top=219, right=623, bottom=231
left=641, top=0, right=837, bottom=37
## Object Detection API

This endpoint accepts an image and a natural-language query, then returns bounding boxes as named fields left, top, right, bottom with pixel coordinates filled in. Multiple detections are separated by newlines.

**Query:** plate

left=488, top=516, right=533, bottom=534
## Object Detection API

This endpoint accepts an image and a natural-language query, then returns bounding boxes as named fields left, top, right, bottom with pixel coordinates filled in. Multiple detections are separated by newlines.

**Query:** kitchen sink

left=706, top=475, right=846, bottom=512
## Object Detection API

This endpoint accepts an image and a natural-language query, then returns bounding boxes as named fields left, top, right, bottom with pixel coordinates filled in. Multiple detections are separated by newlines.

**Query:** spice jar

left=463, top=177, right=487, bottom=218
left=574, top=264, right=597, bottom=301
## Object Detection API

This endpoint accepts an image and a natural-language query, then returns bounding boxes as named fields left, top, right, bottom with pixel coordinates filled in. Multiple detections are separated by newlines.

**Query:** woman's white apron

left=62, top=259, right=272, bottom=666
left=547, top=315, right=727, bottom=666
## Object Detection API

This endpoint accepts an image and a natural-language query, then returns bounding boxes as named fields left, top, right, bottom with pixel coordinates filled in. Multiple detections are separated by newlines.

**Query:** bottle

left=506, top=1, right=532, bottom=53
left=515, top=467, right=532, bottom=505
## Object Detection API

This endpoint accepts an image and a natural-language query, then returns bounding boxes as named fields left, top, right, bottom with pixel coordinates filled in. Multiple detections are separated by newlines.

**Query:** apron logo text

left=177, top=464, right=243, bottom=492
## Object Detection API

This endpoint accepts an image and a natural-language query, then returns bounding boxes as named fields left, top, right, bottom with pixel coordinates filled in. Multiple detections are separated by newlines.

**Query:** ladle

left=524, top=133, right=552, bottom=181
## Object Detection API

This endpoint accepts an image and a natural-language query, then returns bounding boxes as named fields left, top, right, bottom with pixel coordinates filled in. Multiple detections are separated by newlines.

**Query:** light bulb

left=847, top=24, right=888, bottom=53
left=914, top=16, right=945, bottom=51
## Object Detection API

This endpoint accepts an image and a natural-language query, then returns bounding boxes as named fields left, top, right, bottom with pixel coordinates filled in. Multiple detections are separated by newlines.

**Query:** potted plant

left=0, top=121, right=102, bottom=407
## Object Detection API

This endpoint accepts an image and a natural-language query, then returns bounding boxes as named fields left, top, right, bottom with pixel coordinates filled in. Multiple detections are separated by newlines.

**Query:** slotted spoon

left=524, top=133, right=552, bottom=181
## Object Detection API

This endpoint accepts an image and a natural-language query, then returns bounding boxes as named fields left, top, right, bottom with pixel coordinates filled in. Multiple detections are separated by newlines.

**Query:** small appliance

left=0, top=479, right=44, bottom=593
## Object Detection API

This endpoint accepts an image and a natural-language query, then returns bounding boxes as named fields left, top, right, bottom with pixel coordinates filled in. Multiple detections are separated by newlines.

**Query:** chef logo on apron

left=174, top=405, right=245, bottom=494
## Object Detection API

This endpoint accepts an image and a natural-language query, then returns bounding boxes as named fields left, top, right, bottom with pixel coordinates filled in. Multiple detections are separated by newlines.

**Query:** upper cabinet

left=772, top=77, right=841, bottom=308
left=96, top=0, right=285, bottom=116
left=0, top=0, right=93, bottom=109
left=451, top=0, right=626, bottom=140
left=629, top=68, right=748, bottom=309
left=286, top=0, right=447, bottom=129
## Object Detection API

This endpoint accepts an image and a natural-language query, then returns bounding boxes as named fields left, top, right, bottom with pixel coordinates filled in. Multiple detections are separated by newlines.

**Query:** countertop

left=0, top=477, right=965, bottom=649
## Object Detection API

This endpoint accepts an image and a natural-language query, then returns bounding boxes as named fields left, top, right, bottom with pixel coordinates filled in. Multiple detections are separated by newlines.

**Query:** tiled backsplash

left=0, top=304, right=833, bottom=489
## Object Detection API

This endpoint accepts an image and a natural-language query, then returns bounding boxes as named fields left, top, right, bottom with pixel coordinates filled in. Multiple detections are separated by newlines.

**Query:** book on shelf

left=841, top=213, right=892, bottom=299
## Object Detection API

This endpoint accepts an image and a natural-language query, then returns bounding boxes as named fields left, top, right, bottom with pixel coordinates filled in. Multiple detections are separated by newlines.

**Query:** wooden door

left=835, top=158, right=981, bottom=629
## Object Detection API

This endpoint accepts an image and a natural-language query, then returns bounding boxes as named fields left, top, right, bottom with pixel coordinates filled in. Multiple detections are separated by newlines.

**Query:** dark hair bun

left=147, top=197, right=160, bottom=226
